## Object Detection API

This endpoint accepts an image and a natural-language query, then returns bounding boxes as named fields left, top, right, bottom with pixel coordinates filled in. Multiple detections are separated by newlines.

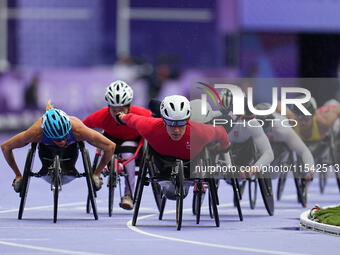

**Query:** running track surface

left=0, top=133, right=339, bottom=255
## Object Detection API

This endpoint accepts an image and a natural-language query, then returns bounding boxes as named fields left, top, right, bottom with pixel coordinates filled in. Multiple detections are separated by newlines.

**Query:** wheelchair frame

left=18, top=142, right=98, bottom=223
left=87, top=138, right=149, bottom=216
left=229, top=139, right=275, bottom=216
left=273, top=142, right=308, bottom=207
left=304, top=130, right=340, bottom=194
left=132, top=142, right=220, bottom=231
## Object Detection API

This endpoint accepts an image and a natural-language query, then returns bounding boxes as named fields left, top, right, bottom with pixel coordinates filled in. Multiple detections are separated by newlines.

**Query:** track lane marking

left=127, top=196, right=308, bottom=255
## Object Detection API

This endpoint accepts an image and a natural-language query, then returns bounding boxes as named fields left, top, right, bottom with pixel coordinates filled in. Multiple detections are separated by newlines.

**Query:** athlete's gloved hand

left=115, top=112, right=126, bottom=125
left=12, top=177, right=23, bottom=193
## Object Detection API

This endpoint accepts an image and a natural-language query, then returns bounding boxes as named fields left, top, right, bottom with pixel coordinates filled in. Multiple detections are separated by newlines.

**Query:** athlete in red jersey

left=117, top=95, right=229, bottom=200
left=83, top=80, right=151, bottom=210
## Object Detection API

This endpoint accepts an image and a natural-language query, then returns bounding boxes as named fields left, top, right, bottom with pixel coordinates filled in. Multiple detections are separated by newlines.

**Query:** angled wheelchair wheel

left=319, top=171, right=327, bottom=194
left=207, top=178, right=220, bottom=227
left=248, top=178, right=257, bottom=209
left=231, top=177, right=243, bottom=221
left=158, top=196, right=166, bottom=220
left=175, top=160, right=184, bottom=231
left=108, top=156, right=117, bottom=217
left=132, top=154, right=148, bottom=226
left=151, top=183, right=163, bottom=213
left=258, top=173, right=274, bottom=216
left=192, top=190, right=197, bottom=216
left=329, top=132, right=340, bottom=193
left=277, top=172, right=288, bottom=201
left=294, top=177, right=307, bottom=207
left=239, top=180, right=246, bottom=199
left=80, top=143, right=98, bottom=220
left=86, top=195, right=91, bottom=214
left=195, top=183, right=203, bottom=224
left=208, top=191, right=213, bottom=219
left=335, top=172, right=340, bottom=193
left=18, top=143, right=37, bottom=220
left=53, top=155, right=61, bottom=223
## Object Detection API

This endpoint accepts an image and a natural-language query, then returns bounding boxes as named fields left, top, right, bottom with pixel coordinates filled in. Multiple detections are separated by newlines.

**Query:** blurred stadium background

left=1, top=0, right=340, bottom=132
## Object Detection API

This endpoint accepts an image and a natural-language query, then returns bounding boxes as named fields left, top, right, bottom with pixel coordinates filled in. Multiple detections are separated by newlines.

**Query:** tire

left=81, top=144, right=98, bottom=220
left=319, top=171, right=327, bottom=194
left=277, top=172, right=288, bottom=201
left=158, top=196, right=166, bottom=220
left=208, top=191, right=213, bottom=219
left=175, top=160, right=184, bottom=231
left=53, top=155, right=61, bottom=223
left=86, top=195, right=91, bottom=214
left=231, top=177, right=243, bottom=221
left=207, top=178, right=220, bottom=227
left=108, top=157, right=116, bottom=217
left=248, top=178, right=257, bottom=209
left=132, top=154, right=148, bottom=226
left=18, top=144, right=36, bottom=220
left=258, top=173, right=274, bottom=216
left=192, top=191, right=197, bottom=216
left=336, top=172, right=340, bottom=193
left=151, top=182, right=162, bottom=213
left=195, top=183, right=202, bottom=224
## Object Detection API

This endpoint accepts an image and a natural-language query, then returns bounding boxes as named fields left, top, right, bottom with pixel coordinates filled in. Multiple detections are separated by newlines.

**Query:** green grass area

left=314, top=206, right=340, bottom=226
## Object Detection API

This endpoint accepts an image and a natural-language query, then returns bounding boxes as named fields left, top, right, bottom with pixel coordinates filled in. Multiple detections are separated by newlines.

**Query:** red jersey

left=123, top=114, right=229, bottom=160
left=318, top=105, right=336, bottom=114
left=83, top=106, right=152, bottom=141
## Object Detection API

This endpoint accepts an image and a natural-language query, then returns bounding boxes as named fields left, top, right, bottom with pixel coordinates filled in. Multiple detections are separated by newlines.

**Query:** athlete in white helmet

left=219, top=89, right=274, bottom=176
left=116, top=95, right=230, bottom=200
left=83, top=80, right=152, bottom=210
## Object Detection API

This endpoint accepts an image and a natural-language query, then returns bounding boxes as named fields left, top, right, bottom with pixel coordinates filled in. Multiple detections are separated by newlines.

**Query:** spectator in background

left=24, top=73, right=39, bottom=109
left=150, top=55, right=180, bottom=99
left=0, top=70, right=9, bottom=112
left=112, top=55, right=139, bottom=84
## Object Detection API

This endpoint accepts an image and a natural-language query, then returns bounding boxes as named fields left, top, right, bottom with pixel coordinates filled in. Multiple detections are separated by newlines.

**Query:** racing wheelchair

left=86, top=138, right=149, bottom=216
left=191, top=144, right=243, bottom=223
left=18, top=142, right=98, bottom=223
left=132, top=142, right=220, bottom=231
left=304, top=130, right=340, bottom=194
left=229, top=138, right=275, bottom=216
left=273, top=142, right=308, bottom=207
left=87, top=138, right=163, bottom=216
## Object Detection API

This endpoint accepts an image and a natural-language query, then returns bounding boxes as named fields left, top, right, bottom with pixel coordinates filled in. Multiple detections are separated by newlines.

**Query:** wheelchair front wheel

left=175, top=160, right=184, bottom=231
left=258, top=173, right=274, bottom=216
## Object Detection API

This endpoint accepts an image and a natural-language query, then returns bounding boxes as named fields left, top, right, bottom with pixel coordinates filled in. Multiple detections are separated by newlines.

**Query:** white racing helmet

left=105, top=80, right=133, bottom=106
left=190, top=99, right=220, bottom=123
left=160, top=95, right=191, bottom=126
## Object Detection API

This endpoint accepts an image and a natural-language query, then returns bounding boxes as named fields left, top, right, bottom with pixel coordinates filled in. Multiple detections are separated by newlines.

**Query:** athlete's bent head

left=41, top=106, right=72, bottom=147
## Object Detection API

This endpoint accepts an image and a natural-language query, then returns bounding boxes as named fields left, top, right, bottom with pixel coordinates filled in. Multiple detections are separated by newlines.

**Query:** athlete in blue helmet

left=1, top=101, right=116, bottom=192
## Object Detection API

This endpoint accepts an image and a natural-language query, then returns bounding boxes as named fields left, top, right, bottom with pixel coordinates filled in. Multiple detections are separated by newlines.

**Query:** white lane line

left=0, top=240, right=108, bottom=255
left=127, top=195, right=308, bottom=255
left=0, top=201, right=102, bottom=214
left=0, top=238, right=49, bottom=241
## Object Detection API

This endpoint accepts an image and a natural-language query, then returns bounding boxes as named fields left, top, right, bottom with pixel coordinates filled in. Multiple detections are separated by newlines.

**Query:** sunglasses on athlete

left=51, top=134, right=69, bottom=143
left=163, top=118, right=188, bottom=127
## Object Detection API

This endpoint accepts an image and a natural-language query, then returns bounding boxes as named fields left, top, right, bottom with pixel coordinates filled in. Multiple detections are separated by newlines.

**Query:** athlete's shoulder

left=130, top=105, right=152, bottom=116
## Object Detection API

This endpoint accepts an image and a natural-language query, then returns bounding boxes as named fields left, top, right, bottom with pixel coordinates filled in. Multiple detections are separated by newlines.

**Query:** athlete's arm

left=120, top=113, right=155, bottom=136
left=250, top=125, right=274, bottom=170
left=1, top=118, right=43, bottom=178
left=278, top=125, right=314, bottom=169
left=71, top=117, right=116, bottom=176
left=276, top=101, right=296, bottom=121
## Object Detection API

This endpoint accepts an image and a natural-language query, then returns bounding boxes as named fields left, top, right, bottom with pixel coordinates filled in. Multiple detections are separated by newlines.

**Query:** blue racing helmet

left=41, top=109, right=71, bottom=139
